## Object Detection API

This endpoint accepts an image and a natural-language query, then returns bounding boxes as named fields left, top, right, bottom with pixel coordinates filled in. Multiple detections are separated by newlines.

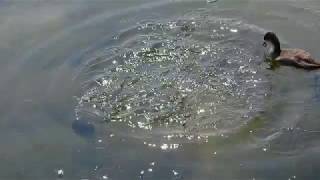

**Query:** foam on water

left=74, top=14, right=269, bottom=142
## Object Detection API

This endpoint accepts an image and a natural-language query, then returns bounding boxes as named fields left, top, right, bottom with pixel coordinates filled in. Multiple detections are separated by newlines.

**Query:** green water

left=1, top=0, right=320, bottom=179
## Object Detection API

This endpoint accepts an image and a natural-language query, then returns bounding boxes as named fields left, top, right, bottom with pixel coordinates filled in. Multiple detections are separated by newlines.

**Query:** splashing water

left=74, top=14, right=269, bottom=141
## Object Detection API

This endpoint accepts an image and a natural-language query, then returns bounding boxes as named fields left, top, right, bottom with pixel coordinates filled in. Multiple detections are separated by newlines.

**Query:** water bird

left=263, top=32, right=320, bottom=69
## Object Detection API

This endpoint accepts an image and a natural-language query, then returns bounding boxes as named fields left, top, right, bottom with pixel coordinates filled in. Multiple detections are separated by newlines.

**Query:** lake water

left=1, top=0, right=320, bottom=179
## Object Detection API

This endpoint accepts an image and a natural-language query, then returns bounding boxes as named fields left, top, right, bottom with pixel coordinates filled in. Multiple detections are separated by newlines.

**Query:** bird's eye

left=262, top=42, right=267, bottom=47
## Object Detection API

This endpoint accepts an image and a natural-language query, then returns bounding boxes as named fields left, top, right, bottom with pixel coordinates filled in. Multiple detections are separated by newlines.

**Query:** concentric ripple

left=75, top=14, right=269, bottom=140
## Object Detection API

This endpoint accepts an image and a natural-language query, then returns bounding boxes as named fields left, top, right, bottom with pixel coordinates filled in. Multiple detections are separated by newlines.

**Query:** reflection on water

left=75, top=15, right=269, bottom=145
left=1, top=0, right=320, bottom=179
left=312, top=74, right=320, bottom=102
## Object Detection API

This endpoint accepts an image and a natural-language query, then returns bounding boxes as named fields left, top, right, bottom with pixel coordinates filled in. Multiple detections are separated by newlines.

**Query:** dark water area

left=1, top=0, right=320, bottom=179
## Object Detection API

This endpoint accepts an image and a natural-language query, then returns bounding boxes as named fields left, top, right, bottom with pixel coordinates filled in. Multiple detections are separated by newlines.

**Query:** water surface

left=1, top=0, right=320, bottom=179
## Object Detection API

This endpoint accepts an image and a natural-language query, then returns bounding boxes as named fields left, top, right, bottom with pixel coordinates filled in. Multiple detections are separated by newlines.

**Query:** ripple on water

left=74, top=14, right=269, bottom=143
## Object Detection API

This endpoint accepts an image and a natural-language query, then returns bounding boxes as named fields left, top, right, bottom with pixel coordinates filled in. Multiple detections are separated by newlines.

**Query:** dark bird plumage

left=263, top=32, right=320, bottom=69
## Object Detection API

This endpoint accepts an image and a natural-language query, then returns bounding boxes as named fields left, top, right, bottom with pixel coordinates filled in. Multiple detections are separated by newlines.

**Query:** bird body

left=263, top=32, right=320, bottom=70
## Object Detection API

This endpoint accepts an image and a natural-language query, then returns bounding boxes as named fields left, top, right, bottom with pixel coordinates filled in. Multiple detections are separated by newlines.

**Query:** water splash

left=75, top=15, right=269, bottom=142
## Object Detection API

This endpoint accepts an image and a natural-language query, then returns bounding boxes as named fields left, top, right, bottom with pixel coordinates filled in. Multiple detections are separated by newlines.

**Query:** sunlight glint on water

left=75, top=14, right=269, bottom=146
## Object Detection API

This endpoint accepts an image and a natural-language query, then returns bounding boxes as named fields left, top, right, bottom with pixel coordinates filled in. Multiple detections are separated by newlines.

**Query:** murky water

left=1, top=0, right=320, bottom=179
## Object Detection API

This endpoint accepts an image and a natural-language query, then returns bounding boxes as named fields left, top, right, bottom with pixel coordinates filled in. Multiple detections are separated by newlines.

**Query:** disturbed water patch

left=74, top=14, right=269, bottom=143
